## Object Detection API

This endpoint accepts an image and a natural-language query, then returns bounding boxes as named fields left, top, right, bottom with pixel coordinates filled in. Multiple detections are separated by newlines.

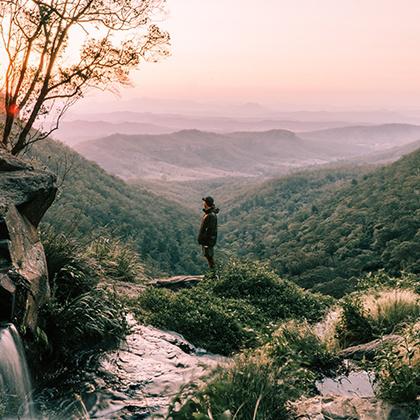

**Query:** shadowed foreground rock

left=0, top=150, right=56, bottom=331
left=291, top=395, right=413, bottom=420
left=35, top=316, right=225, bottom=418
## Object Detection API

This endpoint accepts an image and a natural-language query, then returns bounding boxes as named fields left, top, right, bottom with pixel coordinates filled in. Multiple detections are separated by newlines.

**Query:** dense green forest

left=28, top=139, right=203, bottom=275
left=221, top=150, right=420, bottom=296
left=25, top=138, right=420, bottom=293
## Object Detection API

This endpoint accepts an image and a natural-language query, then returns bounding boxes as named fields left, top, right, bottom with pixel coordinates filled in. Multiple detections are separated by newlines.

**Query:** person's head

left=202, top=196, right=214, bottom=210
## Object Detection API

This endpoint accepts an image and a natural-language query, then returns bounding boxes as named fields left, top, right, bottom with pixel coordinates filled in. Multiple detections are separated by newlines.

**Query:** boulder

left=0, top=150, right=56, bottom=331
left=290, top=395, right=413, bottom=419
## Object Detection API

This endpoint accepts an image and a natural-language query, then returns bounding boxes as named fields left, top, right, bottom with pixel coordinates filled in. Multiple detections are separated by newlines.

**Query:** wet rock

left=152, top=275, right=204, bottom=290
left=87, top=316, right=225, bottom=418
left=291, top=395, right=408, bottom=420
left=317, top=370, right=375, bottom=398
left=0, top=150, right=56, bottom=330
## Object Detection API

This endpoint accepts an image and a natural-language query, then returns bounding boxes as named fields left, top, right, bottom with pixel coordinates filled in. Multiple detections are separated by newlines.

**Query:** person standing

left=198, top=196, right=219, bottom=270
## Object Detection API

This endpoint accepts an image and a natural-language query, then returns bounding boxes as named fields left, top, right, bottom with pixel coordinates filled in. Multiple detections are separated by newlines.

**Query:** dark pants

left=202, top=246, right=215, bottom=269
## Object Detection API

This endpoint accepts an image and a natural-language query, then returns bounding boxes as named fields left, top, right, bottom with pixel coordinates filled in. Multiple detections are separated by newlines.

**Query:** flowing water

left=0, top=323, right=35, bottom=419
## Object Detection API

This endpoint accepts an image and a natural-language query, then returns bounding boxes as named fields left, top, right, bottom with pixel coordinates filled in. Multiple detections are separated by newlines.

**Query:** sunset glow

left=123, top=0, right=420, bottom=108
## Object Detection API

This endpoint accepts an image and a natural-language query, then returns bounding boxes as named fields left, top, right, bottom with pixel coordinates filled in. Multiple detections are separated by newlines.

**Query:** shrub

left=42, top=226, right=147, bottom=286
left=373, top=324, right=420, bottom=407
left=268, top=321, right=341, bottom=377
left=335, top=297, right=374, bottom=348
left=42, top=288, right=129, bottom=359
left=38, top=226, right=130, bottom=366
left=161, top=263, right=343, bottom=418
left=168, top=350, right=315, bottom=420
left=334, top=288, right=420, bottom=348
left=0, top=397, right=5, bottom=418
left=167, top=321, right=342, bottom=419
left=41, top=226, right=99, bottom=301
left=362, top=289, right=419, bottom=335
left=135, top=287, right=257, bottom=354
left=85, top=237, right=147, bottom=283
left=41, top=226, right=81, bottom=279
left=209, top=259, right=332, bottom=323
left=357, top=270, right=420, bottom=294
left=134, top=259, right=332, bottom=354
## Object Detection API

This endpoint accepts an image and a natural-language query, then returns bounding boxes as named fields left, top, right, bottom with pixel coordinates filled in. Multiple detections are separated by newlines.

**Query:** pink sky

left=78, top=0, right=420, bottom=109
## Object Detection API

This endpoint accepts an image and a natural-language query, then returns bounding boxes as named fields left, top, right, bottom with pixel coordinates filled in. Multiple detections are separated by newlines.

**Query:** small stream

left=3, top=314, right=380, bottom=419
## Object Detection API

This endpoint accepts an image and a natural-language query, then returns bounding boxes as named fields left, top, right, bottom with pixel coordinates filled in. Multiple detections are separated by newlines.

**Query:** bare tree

left=0, top=0, right=169, bottom=155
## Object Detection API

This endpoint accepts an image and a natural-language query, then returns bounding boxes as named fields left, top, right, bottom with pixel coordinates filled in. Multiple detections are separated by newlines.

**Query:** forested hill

left=221, top=149, right=420, bottom=297
left=28, top=139, right=202, bottom=275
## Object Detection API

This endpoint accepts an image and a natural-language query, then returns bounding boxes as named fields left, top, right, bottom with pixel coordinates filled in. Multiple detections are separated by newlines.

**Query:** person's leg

left=207, top=255, right=215, bottom=269
left=203, top=246, right=215, bottom=270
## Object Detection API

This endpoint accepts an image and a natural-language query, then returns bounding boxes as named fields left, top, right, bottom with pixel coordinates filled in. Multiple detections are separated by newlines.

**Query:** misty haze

left=0, top=1, right=419, bottom=419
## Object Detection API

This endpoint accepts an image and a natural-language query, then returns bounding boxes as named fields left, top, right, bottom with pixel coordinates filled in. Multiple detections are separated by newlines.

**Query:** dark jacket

left=198, top=207, right=219, bottom=246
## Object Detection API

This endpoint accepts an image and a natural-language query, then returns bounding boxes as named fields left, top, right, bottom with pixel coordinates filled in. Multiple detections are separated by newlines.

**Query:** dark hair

left=202, top=196, right=215, bottom=206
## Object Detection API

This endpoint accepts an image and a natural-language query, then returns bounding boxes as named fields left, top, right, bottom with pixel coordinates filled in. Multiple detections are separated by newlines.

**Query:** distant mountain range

left=74, top=129, right=332, bottom=181
left=55, top=114, right=358, bottom=145
left=53, top=120, right=173, bottom=145
left=68, top=97, right=418, bottom=123
left=72, top=124, right=420, bottom=182
left=300, top=123, right=420, bottom=151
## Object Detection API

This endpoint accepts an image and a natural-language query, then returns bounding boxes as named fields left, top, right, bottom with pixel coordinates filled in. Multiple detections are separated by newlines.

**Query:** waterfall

left=0, top=323, right=35, bottom=419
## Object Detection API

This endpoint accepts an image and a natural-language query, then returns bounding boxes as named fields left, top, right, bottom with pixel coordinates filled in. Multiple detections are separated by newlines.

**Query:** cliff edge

left=0, top=150, right=56, bottom=331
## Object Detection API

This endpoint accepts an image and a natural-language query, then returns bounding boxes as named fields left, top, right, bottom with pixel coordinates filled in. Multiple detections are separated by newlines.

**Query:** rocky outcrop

left=152, top=275, right=204, bottom=290
left=291, top=395, right=414, bottom=420
left=0, top=150, right=56, bottom=331
left=35, top=316, right=226, bottom=418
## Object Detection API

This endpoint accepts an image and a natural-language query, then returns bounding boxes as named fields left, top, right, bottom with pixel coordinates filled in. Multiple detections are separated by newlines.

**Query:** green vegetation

left=166, top=268, right=419, bottom=418
left=169, top=355, right=309, bottom=419
left=129, top=176, right=259, bottom=211
left=357, top=270, right=420, bottom=293
left=373, top=324, right=420, bottom=406
left=133, top=259, right=332, bottom=355
left=85, top=236, right=147, bottom=283
left=268, top=321, right=341, bottom=377
left=314, top=273, right=419, bottom=411
left=365, top=290, right=419, bottom=335
left=222, top=150, right=420, bottom=297
left=42, top=288, right=128, bottom=359
left=168, top=322, right=340, bottom=419
left=0, top=397, right=5, bottom=418
left=334, top=297, right=375, bottom=348
left=37, top=227, right=131, bottom=366
left=23, top=140, right=418, bottom=416
left=28, top=139, right=203, bottom=276
left=334, top=272, right=419, bottom=348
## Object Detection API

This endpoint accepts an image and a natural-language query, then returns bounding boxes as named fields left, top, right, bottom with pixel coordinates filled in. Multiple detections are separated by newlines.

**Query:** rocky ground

left=37, top=276, right=417, bottom=419
left=84, top=316, right=225, bottom=419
